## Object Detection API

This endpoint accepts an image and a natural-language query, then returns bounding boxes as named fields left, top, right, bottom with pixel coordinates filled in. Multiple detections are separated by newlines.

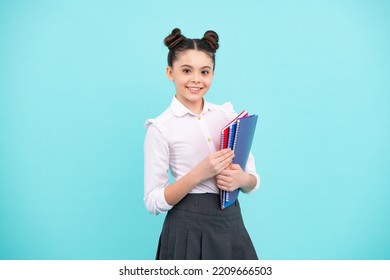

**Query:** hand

left=216, top=163, right=246, bottom=192
left=192, top=149, right=234, bottom=183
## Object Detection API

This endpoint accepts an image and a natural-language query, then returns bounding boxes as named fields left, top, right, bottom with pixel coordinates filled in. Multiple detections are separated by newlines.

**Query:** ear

left=166, top=66, right=174, bottom=81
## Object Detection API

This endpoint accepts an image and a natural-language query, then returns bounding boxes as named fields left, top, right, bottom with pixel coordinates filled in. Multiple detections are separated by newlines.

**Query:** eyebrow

left=180, top=64, right=212, bottom=70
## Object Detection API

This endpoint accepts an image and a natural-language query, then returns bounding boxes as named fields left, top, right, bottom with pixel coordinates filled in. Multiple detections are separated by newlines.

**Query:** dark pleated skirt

left=156, top=193, right=258, bottom=260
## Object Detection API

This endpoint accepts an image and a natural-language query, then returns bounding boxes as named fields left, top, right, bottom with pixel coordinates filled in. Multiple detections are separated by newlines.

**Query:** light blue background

left=1, top=0, right=389, bottom=260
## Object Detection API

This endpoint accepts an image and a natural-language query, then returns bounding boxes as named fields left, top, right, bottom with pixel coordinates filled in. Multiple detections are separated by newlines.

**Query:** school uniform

left=144, top=96, right=260, bottom=260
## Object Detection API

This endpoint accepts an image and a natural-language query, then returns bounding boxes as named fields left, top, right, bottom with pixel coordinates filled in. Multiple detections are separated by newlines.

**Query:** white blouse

left=144, top=96, right=260, bottom=215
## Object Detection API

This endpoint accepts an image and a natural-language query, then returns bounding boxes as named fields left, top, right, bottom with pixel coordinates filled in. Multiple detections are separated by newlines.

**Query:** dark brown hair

left=164, top=28, right=219, bottom=69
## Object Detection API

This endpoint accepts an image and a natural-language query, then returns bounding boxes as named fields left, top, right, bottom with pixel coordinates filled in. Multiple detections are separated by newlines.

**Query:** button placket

left=196, top=115, right=216, bottom=153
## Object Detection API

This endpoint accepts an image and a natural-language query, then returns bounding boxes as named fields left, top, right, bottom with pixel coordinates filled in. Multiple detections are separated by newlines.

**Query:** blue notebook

left=220, top=114, right=258, bottom=209
left=227, top=121, right=237, bottom=149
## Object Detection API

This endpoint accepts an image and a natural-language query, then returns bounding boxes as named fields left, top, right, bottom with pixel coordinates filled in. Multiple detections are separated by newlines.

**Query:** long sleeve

left=143, top=123, right=173, bottom=215
left=242, top=151, right=260, bottom=193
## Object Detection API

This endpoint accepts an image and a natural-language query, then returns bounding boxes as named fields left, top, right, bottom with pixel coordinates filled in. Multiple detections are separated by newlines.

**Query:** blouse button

left=208, top=138, right=211, bottom=142
left=198, top=117, right=201, bottom=120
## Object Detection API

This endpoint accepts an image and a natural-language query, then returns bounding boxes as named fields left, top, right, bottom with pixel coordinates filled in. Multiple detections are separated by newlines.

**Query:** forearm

left=164, top=169, right=201, bottom=206
left=164, top=148, right=235, bottom=206
left=240, top=173, right=257, bottom=193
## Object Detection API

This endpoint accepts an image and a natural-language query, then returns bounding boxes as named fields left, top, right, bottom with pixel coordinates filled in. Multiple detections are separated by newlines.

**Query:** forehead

left=174, top=49, right=214, bottom=68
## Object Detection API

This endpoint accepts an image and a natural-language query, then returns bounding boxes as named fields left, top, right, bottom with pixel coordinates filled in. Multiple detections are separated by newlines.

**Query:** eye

left=202, top=70, right=210, bottom=75
left=182, top=68, right=191, bottom=74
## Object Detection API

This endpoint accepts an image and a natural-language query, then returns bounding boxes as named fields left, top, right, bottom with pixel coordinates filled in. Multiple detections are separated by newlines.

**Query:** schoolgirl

left=144, top=28, right=260, bottom=260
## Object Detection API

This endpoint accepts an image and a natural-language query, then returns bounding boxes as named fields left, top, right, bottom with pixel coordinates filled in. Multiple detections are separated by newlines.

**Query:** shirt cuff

left=145, top=187, right=173, bottom=215
left=156, top=187, right=173, bottom=213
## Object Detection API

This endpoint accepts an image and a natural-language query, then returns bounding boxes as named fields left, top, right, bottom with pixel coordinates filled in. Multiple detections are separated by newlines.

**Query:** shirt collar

left=170, top=96, right=215, bottom=117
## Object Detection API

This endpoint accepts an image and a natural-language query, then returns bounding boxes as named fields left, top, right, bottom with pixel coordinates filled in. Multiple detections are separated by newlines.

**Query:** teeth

left=188, top=87, right=201, bottom=91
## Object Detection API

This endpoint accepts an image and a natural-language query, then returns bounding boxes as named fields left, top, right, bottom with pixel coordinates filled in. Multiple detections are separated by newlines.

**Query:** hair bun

left=202, top=30, right=219, bottom=52
left=164, top=28, right=186, bottom=50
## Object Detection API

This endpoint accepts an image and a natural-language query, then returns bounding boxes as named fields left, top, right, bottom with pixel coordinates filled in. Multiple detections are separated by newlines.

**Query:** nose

left=191, top=72, right=200, bottom=83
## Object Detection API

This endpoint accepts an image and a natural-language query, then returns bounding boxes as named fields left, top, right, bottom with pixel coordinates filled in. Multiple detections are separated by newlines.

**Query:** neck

left=175, top=95, right=204, bottom=115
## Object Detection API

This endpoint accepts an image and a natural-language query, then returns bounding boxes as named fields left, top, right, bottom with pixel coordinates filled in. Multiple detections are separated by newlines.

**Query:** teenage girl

left=144, top=28, right=260, bottom=260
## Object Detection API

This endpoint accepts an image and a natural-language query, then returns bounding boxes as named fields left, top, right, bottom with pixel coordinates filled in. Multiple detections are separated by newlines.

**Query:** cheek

left=204, top=76, right=214, bottom=86
left=174, top=77, right=187, bottom=86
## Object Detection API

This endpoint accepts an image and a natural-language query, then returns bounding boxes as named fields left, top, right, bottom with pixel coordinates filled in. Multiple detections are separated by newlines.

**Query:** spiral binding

left=220, top=132, right=225, bottom=150
left=232, top=118, right=241, bottom=153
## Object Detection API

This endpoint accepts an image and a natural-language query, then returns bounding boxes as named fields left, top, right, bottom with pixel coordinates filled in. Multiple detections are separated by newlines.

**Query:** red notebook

left=220, top=110, right=248, bottom=149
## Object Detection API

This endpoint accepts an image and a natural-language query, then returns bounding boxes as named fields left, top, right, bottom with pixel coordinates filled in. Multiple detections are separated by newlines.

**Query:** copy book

left=220, top=114, right=258, bottom=209
left=220, top=110, right=248, bottom=149
left=227, top=121, right=237, bottom=149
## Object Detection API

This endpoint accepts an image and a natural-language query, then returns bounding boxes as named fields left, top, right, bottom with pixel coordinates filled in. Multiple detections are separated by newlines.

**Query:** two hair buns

left=164, top=28, right=219, bottom=52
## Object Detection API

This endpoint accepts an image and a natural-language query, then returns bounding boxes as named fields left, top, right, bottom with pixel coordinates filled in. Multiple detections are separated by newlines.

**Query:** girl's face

left=166, top=49, right=214, bottom=114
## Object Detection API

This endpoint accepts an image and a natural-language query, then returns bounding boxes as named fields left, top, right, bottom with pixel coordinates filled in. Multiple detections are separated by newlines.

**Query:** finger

left=214, top=158, right=230, bottom=173
left=216, top=148, right=234, bottom=159
left=219, top=153, right=234, bottom=166
left=216, top=179, right=228, bottom=189
left=214, top=148, right=230, bottom=157
left=222, top=153, right=234, bottom=167
left=220, top=173, right=232, bottom=183
left=217, top=170, right=228, bottom=177
left=217, top=182, right=233, bottom=191
left=213, top=153, right=233, bottom=171
left=229, top=164, right=242, bottom=170
left=216, top=173, right=228, bottom=181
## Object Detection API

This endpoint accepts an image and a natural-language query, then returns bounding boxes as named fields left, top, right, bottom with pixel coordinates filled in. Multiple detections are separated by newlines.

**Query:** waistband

left=172, top=193, right=241, bottom=217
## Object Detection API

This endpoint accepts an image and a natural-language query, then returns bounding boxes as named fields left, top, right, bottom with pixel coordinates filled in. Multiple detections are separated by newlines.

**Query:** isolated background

left=1, top=0, right=389, bottom=260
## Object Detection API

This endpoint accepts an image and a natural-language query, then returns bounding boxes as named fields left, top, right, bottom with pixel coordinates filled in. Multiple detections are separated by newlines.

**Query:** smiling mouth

left=187, top=87, right=202, bottom=93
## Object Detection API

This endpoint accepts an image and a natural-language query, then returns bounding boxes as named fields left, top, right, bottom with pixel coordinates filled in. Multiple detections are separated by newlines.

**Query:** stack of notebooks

left=220, top=110, right=258, bottom=209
